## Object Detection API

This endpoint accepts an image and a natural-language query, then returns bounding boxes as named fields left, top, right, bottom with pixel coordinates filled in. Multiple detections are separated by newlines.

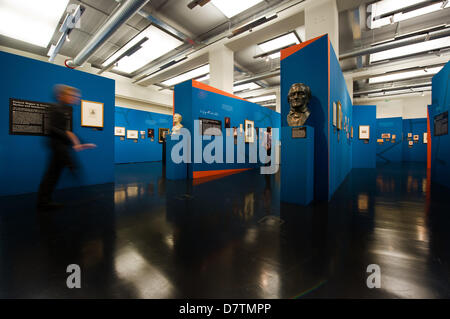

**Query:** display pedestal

left=166, top=135, right=187, bottom=180
left=281, top=126, right=314, bottom=206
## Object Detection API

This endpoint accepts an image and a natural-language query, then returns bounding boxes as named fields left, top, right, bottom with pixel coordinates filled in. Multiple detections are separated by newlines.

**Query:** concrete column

left=345, top=77, right=354, bottom=103
left=305, top=0, right=339, bottom=55
left=209, top=45, right=234, bottom=93
left=275, top=88, right=281, bottom=113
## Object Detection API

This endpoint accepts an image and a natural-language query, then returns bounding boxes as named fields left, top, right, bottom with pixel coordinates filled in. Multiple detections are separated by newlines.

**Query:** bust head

left=173, top=113, right=182, bottom=125
left=288, top=83, right=311, bottom=112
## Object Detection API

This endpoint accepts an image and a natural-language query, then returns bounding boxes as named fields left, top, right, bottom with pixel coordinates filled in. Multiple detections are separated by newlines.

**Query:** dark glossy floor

left=0, top=161, right=449, bottom=298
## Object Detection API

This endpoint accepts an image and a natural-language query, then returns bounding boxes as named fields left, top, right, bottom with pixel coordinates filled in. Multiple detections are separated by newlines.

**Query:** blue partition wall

left=280, top=34, right=352, bottom=201
left=402, top=118, right=427, bottom=163
left=376, top=117, right=403, bottom=164
left=115, top=107, right=172, bottom=164
left=173, top=80, right=281, bottom=179
left=353, top=105, right=376, bottom=168
left=0, top=51, right=115, bottom=197
left=429, top=62, right=450, bottom=188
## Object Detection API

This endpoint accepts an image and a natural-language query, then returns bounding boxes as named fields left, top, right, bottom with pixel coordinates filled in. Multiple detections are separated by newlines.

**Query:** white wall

left=356, top=93, right=430, bottom=119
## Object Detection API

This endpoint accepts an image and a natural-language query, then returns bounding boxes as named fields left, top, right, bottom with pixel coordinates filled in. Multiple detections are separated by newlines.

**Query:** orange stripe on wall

left=427, top=108, right=432, bottom=169
left=192, top=80, right=248, bottom=102
left=193, top=168, right=252, bottom=179
left=327, top=37, right=331, bottom=197
left=280, top=34, right=327, bottom=61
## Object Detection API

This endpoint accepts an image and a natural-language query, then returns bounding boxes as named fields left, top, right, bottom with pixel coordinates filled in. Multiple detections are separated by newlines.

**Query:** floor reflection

left=0, top=162, right=449, bottom=298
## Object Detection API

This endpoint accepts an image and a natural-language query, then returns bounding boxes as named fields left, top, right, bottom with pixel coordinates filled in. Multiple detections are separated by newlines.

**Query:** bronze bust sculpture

left=287, top=83, right=312, bottom=127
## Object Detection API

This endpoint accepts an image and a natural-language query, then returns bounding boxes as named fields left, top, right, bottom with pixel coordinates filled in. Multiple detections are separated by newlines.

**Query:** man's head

left=54, top=85, right=80, bottom=105
left=173, top=113, right=182, bottom=125
left=288, top=83, right=311, bottom=111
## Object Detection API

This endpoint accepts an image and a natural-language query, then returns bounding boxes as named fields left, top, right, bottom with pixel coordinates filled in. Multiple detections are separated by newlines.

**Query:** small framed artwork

left=81, top=100, right=104, bottom=128
left=351, top=126, right=354, bottom=139
left=392, top=134, right=396, bottom=140
left=114, top=126, right=126, bottom=136
left=140, top=131, right=146, bottom=139
left=408, top=133, right=412, bottom=139
left=225, top=117, right=231, bottom=136
left=413, top=135, right=419, bottom=141
left=244, top=119, right=255, bottom=143
left=332, top=102, right=337, bottom=127
left=409, top=141, right=414, bottom=146
left=377, top=139, right=384, bottom=144
left=359, top=125, right=370, bottom=140
left=424, top=132, right=428, bottom=144
left=159, top=128, right=170, bottom=143
left=127, top=130, right=138, bottom=139
left=336, top=102, right=342, bottom=130
left=148, top=129, right=154, bottom=139
left=381, top=133, right=391, bottom=139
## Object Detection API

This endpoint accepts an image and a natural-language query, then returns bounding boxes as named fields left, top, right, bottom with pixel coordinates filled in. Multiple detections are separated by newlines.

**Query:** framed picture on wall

left=351, top=126, right=354, bottom=139
left=413, top=135, right=419, bottom=141
left=245, top=120, right=255, bottom=143
left=359, top=125, right=370, bottom=140
left=424, top=132, right=428, bottom=144
left=81, top=100, right=104, bottom=128
left=408, top=133, right=413, bottom=139
left=127, top=130, right=138, bottom=139
left=381, top=133, right=390, bottom=139
left=332, top=102, right=337, bottom=127
left=336, top=102, right=342, bottom=130
left=148, top=129, right=154, bottom=139
left=114, top=126, right=125, bottom=136
left=159, top=128, right=170, bottom=143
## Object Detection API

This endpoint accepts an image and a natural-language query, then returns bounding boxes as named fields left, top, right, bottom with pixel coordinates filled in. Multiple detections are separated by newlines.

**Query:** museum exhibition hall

left=1, top=0, right=450, bottom=300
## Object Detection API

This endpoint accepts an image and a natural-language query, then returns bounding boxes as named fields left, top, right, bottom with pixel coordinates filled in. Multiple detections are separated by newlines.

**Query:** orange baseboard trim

left=193, top=168, right=252, bottom=179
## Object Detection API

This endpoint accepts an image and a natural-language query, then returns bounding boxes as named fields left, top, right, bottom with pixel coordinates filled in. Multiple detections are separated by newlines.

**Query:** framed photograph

left=225, top=117, right=230, bottom=128
left=351, top=126, right=354, bottom=139
left=392, top=134, right=396, bottom=140
left=159, top=128, right=170, bottom=143
left=199, top=118, right=222, bottom=136
left=114, top=126, right=125, bottom=136
left=127, top=130, right=138, bottom=139
left=332, top=102, right=337, bottom=127
left=381, top=133, right=391, bottom=139
left=359, top=125, right=370, bottom=140
left=413, top=135, right=419, bottom=141
left=424, top=132, right=428, bottom=144
left=409, top=141, right=413, bottom=146
left=408, top=133, right=412, bottom=138
left=148, top=128, right=154, bottom=139
left=81, top=100, right=103, bottom=128
left=245, top=119, right=255, bottom=143
left=377, top=139, right=384, bottom=144
left=336, top=102, right=342, bottom=130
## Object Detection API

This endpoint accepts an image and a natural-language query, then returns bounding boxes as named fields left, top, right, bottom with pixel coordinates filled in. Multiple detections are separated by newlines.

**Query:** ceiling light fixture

left=257, top=32, right=300, bottom=60
left=102, top=25, right=183, bottom=74
left=248, top=94, right=277, bottom=103
left=0, top=0, right=70, bottom=47
left=161, top=64, right=210, bottom=87
left=233, top=82, right=261, bottom=93
left=368, top=66, right=443, bottom=84
left=211, top=0, right=264, bottom=18
left=370, top=36, right=450, bottom=62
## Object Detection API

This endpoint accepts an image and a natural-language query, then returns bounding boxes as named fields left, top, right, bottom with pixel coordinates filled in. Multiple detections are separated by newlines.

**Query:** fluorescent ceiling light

left=248, top=95, right=277, bottom=103
left=258, top=33, right=300, bottom=59
left=233, top=82, right=261, bottom=93
left=368, top=86, right=431, bottom=98
left=370, top=36, right=450, bottom=62
left=103, top=25, right=183, bottom=74
left=196, top=74, right=210, bottom=82
left=0, top=0, right=69, bottom=47
left=369, top=66, right=443, bottom=84
left=368, top=0, right=450, bottom=29
left=211, top=0, right=263, bottom=18
left=161, top=64, right=210, bottom=87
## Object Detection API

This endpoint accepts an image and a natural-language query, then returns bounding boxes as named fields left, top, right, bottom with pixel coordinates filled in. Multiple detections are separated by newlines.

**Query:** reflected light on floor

left=114, top=247, right=174, bottom=298
left=114, top=189, right=126, bottom=204
left=259, top=264, right=280, bottom=299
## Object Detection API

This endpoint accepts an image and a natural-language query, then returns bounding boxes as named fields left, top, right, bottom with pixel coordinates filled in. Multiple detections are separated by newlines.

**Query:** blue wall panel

left=0, top=51, right=115, bottom=197
left=376, top=117, right=403, bottom=164
left=173, top=81, right=281, bottom=178
left=281, top=35, right=352, bottom=201
left=329, top=44, right=353, bottom=198
left=352, top=105, right=376, bottom=168
left=402, top=118, right=427, bottom=163
left=430, top=61, right=450, bottom=188
left=281, top=35, right=329, bottom=201
left=114, top=107, right=172, bottom=164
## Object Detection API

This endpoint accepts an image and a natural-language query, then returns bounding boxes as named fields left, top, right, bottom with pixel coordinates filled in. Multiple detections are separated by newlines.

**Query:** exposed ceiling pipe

left=233, top=69, right=281, bottom=86
left=340, top=27, right=450, bottom=60
left=354, top=82, right=432, bottom=96
left=66, top=0, right=150, bottom=68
